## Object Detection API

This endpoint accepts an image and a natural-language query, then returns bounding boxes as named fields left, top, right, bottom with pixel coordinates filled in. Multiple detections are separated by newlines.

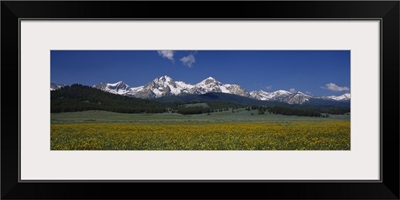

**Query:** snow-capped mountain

left=285, top=92, right=312, bottom=104
left=133, top=75, right=187, bottom=99
left=190, top=77, right=249, bottom=97
left=320, top=93, right=351, bottom=101
left=250, top=90, right=311, bottom=104
left=50, top=82, right=65, bottom=91
left=90, top=75, right=350, bottom=105
left=93, top=81, right=131, bottom=95
left=250, top=90, right=292, bottom=101
left=93, top=75, right=249, bottom=99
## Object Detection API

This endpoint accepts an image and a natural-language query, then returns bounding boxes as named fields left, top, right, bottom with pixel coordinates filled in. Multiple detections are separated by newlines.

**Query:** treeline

left=51, top=84, right=167, bottom=113
left=206, top=101, right=243, bottom=110
left=172, top=105, right=349, bottom=117
left=246, top=105, right=349, bottom=117
left=265, top=106, right=322, bottom=117
left=318, top=107, right=350, bottom=115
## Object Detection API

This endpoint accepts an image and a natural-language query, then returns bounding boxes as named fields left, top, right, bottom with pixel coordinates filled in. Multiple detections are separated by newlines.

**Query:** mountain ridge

left=55, top=75, right=350, bottom=105
left=92, top=75, right=250, bottom=99
left=50, top=82, right=65, bottom=91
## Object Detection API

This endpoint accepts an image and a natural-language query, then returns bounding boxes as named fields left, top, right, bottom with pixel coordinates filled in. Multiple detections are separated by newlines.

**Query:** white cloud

left=289, top=88, right=296, bottom=93
left=323, top=83, right=349, bottom=92
left=305, top=91, right=312, bottom=95
left=180, top=54, right=196, bottom=68
left=157, top=50, right=174, bottom=62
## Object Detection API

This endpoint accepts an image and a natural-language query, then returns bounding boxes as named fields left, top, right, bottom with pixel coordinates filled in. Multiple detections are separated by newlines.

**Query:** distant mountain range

left=92, top=76, right=249, bottom=99
left=51, top=75, right=350, bottom=105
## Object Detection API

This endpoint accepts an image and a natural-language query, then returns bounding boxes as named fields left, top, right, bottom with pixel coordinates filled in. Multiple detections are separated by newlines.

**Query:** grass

left=51, top=109, right=350, bottom=123
left=51, top=121, right=350, bottom=150
left=51, top=110, right=350, bottom=150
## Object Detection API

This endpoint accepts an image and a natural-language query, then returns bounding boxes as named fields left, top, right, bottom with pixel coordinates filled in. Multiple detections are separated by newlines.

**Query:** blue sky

left=51, top=50, right=350, bottom=96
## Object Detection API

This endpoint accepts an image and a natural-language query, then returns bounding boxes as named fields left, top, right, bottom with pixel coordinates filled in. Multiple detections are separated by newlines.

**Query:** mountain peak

left=108, top=81, right=127, bottom=87
left=155, top=75, right=173, bottom=82
left=322, top=93, right=350, bottom=101
left=200, top=76, right=219, bottom=84
left=206, top=76, right=215, bottom=80
left=296, top=91, right=307, bottom=95
left=274, top=90, right=291, bottom=94
left=160, top=75, right=172, bottom=79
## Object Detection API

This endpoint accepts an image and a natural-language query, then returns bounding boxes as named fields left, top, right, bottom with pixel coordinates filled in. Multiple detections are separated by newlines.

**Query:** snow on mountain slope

left=250, top=90, right=292, bottom=101
left=125, top=86, right=144, bottom=96
left=321, top=93, right=351, bottom=101
left=285, top=92, right=312, bottom=104
left=50, top=82, right=65, bottom=91
left=189, top=77, right=248, bottom=96
left=93, top=81, right=131, bottom=95
left=222, top=84, right=249, bottom=97
left=250, top=90, right=312, bottom=104
left=175, top=81, right=194, bottom=94
left=136, top=75, right=192, bottom=98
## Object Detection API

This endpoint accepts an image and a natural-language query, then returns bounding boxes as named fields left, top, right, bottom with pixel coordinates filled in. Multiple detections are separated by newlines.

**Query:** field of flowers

left=51, top=121, right=350, bottom=150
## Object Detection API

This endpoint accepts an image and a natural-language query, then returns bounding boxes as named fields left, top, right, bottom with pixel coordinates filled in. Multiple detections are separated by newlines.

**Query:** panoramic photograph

left=51, top=50, right=350, bottom=150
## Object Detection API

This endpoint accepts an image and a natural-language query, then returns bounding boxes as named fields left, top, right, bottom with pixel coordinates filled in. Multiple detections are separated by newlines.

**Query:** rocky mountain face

left=285, top=92, right=312, bottom=104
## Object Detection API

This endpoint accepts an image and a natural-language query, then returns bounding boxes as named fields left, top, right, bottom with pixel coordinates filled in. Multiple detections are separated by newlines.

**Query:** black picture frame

left=2, top=1, right=399, bottom=199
